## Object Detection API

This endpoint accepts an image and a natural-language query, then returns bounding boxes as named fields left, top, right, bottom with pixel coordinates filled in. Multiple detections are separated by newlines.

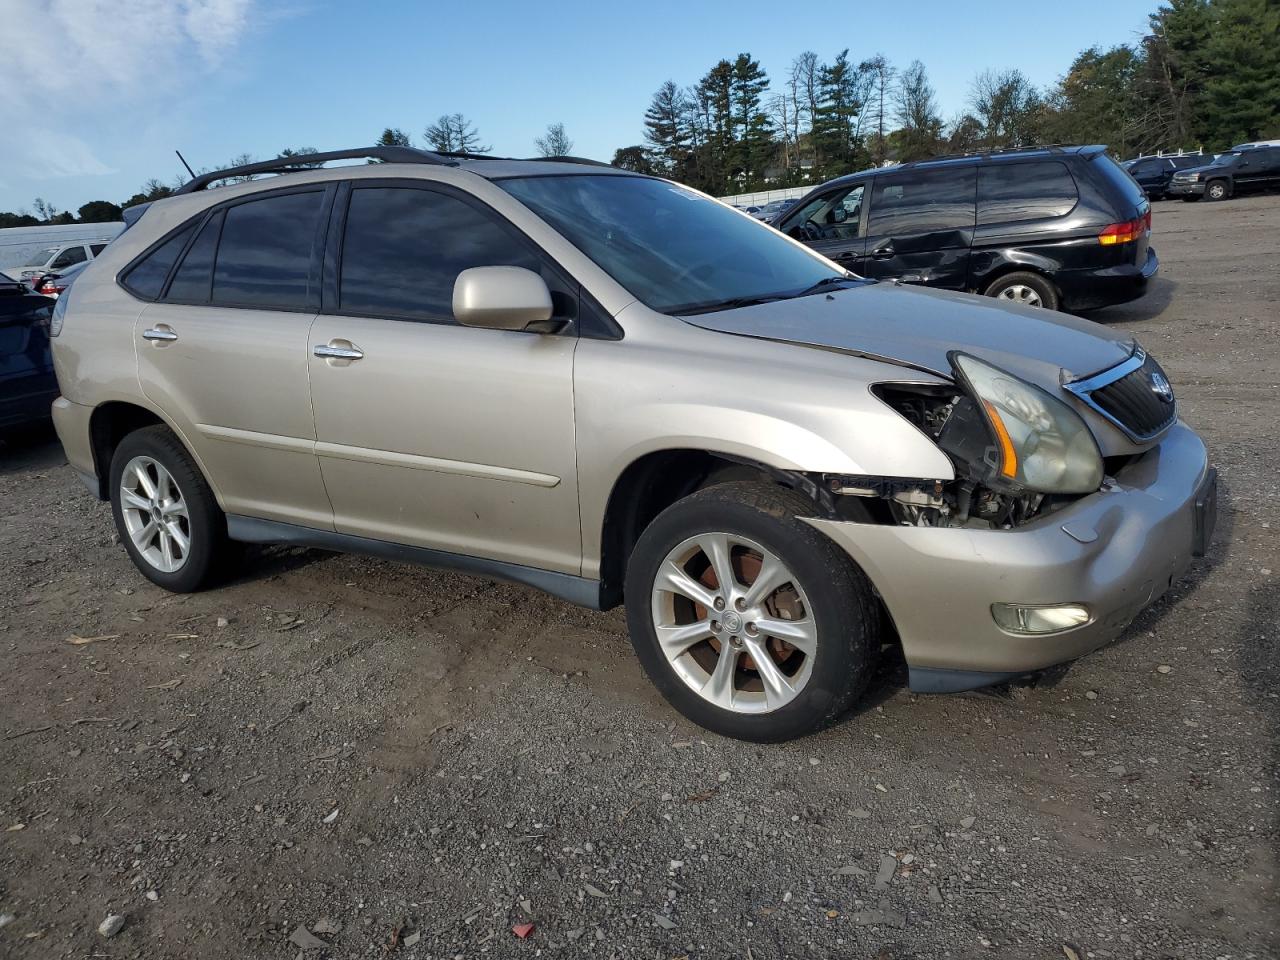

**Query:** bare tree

left=534, top=122, right=574, bottom=158
left=31, top=197, right=57, bottom=221
left=791, top=51, right=821, bottom=162
left=425, top=114, right=490, bottom=154
left=969, top=69, right=1042, bottom=148
left=860, top=55, right=895, bottom=165
left=894, top=60, right=944, bottom=160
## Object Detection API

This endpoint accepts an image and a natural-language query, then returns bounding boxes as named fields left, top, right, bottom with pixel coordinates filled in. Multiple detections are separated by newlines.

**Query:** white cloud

left=0, top=128, right=116, bottom=181
left=0, top=0, right=253, bottom=101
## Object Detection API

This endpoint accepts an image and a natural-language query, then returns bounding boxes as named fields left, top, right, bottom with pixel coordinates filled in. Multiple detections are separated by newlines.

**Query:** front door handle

left=142, top=325, right=178, bottom=342
left=313, top=340, right=364, bottom=363
left=870, top=243, right=895, bottom=260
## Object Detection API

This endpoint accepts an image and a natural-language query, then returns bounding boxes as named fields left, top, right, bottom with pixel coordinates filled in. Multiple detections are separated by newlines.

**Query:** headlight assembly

left=948, top=353, right=1103, bottom=495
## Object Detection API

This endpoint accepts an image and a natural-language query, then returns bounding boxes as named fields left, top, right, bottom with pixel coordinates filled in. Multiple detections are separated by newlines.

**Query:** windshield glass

left=499, top=175, right=845, bottom=314
left=1210, top=152, right=1240, bottom=167
left=24, top=247, right=58, bottom=266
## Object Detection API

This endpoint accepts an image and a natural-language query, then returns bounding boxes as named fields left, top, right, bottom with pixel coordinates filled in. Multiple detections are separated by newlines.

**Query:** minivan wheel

left=109, top=424, right=232, bottom=592
left=1205, top=179, right=1228, bottom=201
left=985, top=271, right=1059, bottom=311
left=624, top=482, right=879, bottom=742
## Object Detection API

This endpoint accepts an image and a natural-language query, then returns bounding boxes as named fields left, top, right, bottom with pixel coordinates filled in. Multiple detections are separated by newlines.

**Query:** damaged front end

left=823, top=353, right=1114, bottom=530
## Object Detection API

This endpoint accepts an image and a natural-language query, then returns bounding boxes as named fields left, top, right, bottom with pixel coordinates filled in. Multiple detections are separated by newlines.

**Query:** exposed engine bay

left=814, top=384, right=1085, bottom=529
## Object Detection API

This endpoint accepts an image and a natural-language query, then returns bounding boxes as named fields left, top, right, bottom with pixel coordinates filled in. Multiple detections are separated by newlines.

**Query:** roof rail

left=432, top=151, right=615, bottom=168
left=897, top=144, right=1078, bottom=170
left=174, top=146, right=457, bottom=194
left=528, top=155, right=614, bottom=167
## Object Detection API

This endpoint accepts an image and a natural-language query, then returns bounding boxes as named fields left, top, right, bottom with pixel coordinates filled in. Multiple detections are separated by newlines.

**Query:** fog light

left=991, top=602, right=1091, bottom=635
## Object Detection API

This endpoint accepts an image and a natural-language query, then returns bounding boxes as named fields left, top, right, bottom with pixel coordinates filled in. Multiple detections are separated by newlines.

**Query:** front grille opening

left=1082, top=353, right=1177, bottom=441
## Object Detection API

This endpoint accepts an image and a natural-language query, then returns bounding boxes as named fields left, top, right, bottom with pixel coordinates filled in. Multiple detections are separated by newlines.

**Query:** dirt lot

left=2, top=195, right=1277, bottom=960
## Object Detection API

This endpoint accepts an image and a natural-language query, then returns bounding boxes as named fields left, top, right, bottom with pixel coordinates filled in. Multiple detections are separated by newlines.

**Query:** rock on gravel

left=98, top=914, right=126, bottom=938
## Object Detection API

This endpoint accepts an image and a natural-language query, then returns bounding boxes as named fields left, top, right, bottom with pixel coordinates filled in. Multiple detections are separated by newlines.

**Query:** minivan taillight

left=1098, top=211, right=1149, bottom=246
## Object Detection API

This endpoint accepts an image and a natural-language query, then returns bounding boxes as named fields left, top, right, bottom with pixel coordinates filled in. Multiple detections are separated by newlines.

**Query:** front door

left=131, top=186, right=334, bottom=528
left=781, top=182, right=867, bottom=273
left=307, top=181, right=582, bottom=574
left=860, top=166, right=976, bottom=290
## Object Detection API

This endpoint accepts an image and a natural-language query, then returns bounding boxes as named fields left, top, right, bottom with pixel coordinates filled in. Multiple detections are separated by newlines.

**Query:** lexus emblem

left=1149, top=371, right=1174, bottom=403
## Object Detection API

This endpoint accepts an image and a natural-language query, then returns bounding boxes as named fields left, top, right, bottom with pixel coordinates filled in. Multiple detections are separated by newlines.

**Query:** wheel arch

left=974, top=259, right=1060, bottom=298
left=595, top=448, right=835, bottom=610
left=88, top=400, right=214, bottom=504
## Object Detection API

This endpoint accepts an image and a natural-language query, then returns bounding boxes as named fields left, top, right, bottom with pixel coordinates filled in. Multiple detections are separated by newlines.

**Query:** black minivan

left=774, top=145, right=1156, bottom=312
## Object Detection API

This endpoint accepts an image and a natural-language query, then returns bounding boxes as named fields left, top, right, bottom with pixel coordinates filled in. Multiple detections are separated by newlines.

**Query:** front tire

left=984, top=271, right=1060, bottom=311
left=109, top=424, right=232, bottom=592
left=624, top=482, right=880, bottom=742
left=1205, top=179, right=1229, bottom=201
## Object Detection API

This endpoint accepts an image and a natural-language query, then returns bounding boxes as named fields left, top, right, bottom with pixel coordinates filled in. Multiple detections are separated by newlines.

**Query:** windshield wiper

left=668, top=294, right=788, bottom=316
left=794, top=275, right=860, bottom=297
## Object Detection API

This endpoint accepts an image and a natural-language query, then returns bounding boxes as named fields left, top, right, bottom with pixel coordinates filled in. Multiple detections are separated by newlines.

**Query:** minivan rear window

left=978, top=161, right=1078, bottom=224
left=1091, top=153, right=1147, bottom=209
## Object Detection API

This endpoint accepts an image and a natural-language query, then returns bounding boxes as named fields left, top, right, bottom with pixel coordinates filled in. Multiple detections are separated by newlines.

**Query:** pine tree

left=731, top=53, right=773, bottom=188
left=643, top=81, right=690, bottom=174
left=1200, top=0, right=1280, bottom=145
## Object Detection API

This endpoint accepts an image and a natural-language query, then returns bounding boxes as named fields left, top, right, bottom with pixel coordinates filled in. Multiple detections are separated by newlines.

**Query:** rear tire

left=984, top=271, right=1060, bottom=311
left=109, top=424, right=233, bottom=592
left=1205, top=179, right=1229, bottom=201
left=624, top=481, right=880, bottom=742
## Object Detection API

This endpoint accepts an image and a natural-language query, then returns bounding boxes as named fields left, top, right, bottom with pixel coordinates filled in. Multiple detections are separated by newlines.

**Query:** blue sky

left=0, top=0, right=1155, bottom=214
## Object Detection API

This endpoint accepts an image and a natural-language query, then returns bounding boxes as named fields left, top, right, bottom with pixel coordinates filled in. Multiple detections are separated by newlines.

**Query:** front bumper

left=807, top=421, right=1212, bottom=691
left=1168, top=181, right=1206, bottom=197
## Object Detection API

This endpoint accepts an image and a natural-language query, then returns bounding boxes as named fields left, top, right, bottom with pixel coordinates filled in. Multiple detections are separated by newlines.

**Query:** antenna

left=175, top=150, right=196, bottom=179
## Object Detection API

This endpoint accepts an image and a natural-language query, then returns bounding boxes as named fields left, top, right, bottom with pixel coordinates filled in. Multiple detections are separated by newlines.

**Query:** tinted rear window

left=166, top=210, right=223, bottom=303
left=868, top=167, right=976, bottom=235
left=978, top=161, right=1079, bottom=224
left=212, top=191, right=324, bottom=310
left=1091, top=153, right=1147, bottom=209
left=123, top=225, right=195, bottom=299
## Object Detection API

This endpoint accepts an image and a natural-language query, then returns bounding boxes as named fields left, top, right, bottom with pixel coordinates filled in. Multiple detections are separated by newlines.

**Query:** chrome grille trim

left=1064, top=347, right=1177, bottom=442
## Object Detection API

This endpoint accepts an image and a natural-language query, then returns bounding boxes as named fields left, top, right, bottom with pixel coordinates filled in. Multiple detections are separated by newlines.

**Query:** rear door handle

left=142, top=326, right=178, bottom=342
left=313, top=340, right=364, bottom=362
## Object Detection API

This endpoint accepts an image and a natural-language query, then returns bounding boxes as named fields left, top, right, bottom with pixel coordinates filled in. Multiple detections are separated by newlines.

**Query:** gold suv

left=50, top=147, right=1215, bottom=741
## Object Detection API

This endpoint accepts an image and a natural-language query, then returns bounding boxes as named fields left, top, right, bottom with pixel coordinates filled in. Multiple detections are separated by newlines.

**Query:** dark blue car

left=0, top=270, right=58, bottom=433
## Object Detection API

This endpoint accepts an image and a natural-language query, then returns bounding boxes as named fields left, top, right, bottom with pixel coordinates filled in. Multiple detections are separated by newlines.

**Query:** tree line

left=2, top=0, right=1273, bottom=228
left=616, top=0, right=1277, bottom=194
left=0, top=119, right=573, bottom=230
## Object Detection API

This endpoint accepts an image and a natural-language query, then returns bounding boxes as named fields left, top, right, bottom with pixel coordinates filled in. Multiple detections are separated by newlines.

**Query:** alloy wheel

left=650, top=532, right=816, bottom=714
left=119, top=456, right=191, bottom=573
left=996, top=283, right=1043, bottom=307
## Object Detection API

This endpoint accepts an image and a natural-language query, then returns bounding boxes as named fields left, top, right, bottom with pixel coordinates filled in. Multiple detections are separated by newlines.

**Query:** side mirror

left=452, top=266, right=553, bottom=331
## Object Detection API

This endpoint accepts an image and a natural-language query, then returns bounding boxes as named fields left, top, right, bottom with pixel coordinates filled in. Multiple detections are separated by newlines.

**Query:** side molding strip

left=225, top=515, right=604, bottom=610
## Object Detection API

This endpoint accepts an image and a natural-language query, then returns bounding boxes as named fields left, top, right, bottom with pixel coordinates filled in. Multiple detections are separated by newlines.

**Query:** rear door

left=307, top=181, right=582, bottom=573
left=130, top=186, right=334, bottom=529
left=861, top=166, right=976, bottom=289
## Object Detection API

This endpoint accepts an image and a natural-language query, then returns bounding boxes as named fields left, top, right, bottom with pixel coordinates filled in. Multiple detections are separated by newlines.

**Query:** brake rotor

left=694, top=549, right=803, bottom=671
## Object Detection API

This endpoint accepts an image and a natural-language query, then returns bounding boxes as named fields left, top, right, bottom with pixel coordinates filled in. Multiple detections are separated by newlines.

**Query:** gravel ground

left=1, top=194, right=1277, bottom=960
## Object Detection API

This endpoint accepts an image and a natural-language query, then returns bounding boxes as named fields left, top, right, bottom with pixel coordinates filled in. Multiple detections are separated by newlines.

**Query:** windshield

left=498, top=175, right=845, bottom=314
left=1210, top=152, right=1240, bottom=167
left=23, top=246, right=58, bottom=266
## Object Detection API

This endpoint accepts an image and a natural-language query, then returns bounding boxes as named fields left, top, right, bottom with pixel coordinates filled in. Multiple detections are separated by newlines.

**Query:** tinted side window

left=978, top=161, right=1079, bottom=225
left=123, top=225, right=195, bottom=299
left=51, top=246, right=88, bottom=269
left=212, top=191, right=324, bottom=310
left=166, top=211, right=223, bottom=303
left=90, top=243, right=108, bottom=256
left=338, top=186, right=542, bottom=322
left=868, top=167, right=976, bottom=235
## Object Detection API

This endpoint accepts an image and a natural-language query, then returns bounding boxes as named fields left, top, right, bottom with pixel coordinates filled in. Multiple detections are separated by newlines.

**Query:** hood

left=683, top=281, right=1133, bottom=387
left=1175, top=162, right=1227, bottom=177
